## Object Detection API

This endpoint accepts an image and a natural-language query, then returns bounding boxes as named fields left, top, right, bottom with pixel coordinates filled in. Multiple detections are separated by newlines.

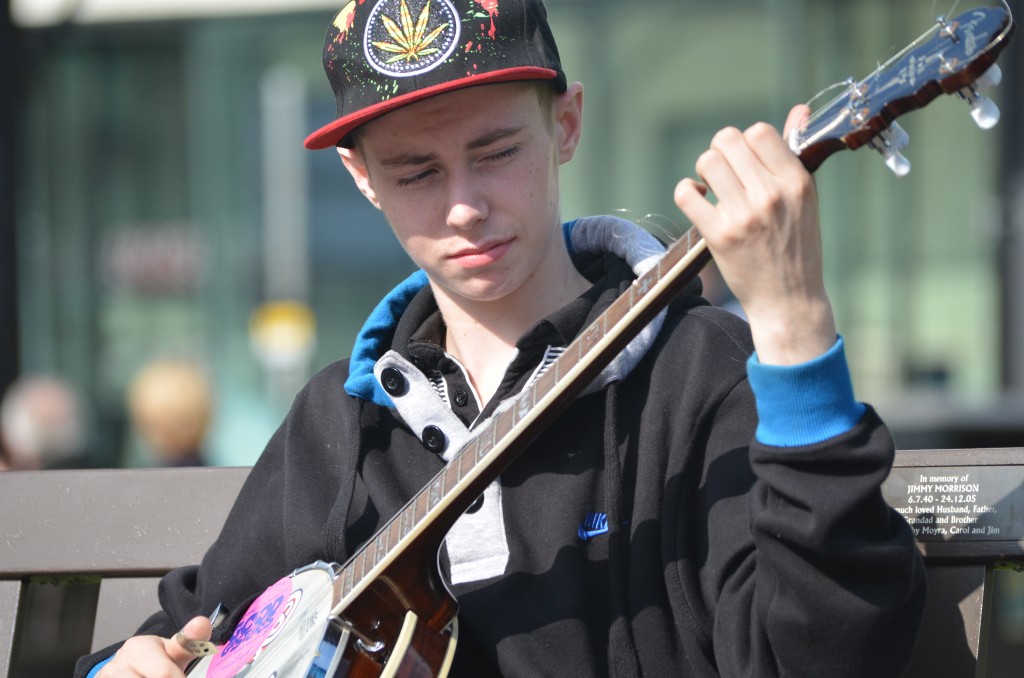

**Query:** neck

left=435, top=250, right=590, bottom=403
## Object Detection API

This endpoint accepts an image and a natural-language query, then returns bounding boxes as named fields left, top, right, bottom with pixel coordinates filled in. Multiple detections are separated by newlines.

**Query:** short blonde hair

left=127, top=359, right=212, bottom=460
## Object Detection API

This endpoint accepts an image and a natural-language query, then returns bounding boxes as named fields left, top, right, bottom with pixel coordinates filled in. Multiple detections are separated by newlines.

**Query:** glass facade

left=13, top=0, right=1024, bottom=468
left=16, top=12, right=414, bottom=466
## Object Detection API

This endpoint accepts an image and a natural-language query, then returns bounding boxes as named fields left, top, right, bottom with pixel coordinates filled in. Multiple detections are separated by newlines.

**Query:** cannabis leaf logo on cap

left=364, top=0, right=460, bottom=77
left=373, top=0, right=451, bottom=64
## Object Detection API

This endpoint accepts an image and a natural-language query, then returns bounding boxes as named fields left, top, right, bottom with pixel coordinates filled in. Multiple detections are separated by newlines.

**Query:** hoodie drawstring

left=604, top=382, right=642, bottom=677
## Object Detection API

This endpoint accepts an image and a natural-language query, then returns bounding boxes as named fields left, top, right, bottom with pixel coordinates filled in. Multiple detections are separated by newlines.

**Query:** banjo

left=184, top=5, right=1016, bottom=676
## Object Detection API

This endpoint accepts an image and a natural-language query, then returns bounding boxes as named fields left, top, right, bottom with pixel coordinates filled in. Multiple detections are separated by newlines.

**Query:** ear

left=337, top=147, right=381, bottom=209
left=553, top=82, right=584, bottom=165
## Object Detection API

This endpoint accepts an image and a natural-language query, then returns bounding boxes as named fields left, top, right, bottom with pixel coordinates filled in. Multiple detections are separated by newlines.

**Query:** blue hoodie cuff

left=87, top=657, right=112, bottom=678
left=747, top=335, right=866, bottom=447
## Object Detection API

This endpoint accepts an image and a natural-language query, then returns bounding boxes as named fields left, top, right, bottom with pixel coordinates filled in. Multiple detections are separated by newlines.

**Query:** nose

left=445, top=170, right=488, bottom=231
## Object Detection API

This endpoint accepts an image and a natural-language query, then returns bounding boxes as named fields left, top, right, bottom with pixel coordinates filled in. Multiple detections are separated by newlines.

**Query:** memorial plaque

left=882, top=466, right=1024, bottom=541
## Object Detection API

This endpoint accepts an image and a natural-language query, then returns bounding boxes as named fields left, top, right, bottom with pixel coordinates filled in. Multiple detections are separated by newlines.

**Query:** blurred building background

left=1, top=0, right=1024, bottom=673
left=3, top=0, right=1024, bottom=466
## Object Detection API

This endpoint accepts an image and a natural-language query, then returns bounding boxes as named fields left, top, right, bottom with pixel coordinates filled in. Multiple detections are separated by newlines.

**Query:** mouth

left=448, top=239, right=513, bottom=267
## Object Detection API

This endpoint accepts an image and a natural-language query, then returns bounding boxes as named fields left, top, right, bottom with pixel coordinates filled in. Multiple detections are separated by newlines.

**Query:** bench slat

left=2, top=452, right=1023, bottom=676
left=0, top=581, right=21, bottom=678
left=91, top=577, right=163, bottom=652
left=901, top=564, right=990, bottom=677
left=0, top=467, right=249, bottom=577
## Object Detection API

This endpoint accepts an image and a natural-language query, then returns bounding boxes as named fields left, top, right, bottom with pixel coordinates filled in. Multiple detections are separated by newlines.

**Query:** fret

left=400, top=504, right=414, bottom=540
left=677, top=228, right=691, bottom=254
left=374, top=532, right=387, bottom=566
left=355, top=549, right=368, bottom=581
left=342, top=562, right=354, bottom=597
left=442, top=463, right=460, bottom=497
left=558, top=337, right=582, bottom=379
left=633, top=267, right=656, bottom=300
left=657, top=237, right=687, bottom=277
left=414, top=488, right=429, bottom=523
left=682, top=228, right=700, bottom=261
left=579, top=317, right=604, bottom=356
left=428, top=477, right=444, bottom=509
left=534, top=361, right=559, bottom=402
left=494, top=406, right=515, bottom=442
left=686, top=227, right=699, bottom=251
left=459, top=438, right=477, bottom=478
left=655, top=250, right=671, bottom=286
left=387, top=518, right=401, bottom=552
left=603, top=293, right=630, bottom=332
left=514, top=384, right=534, bottom=424
left=476, top=424, right=495, bottom=462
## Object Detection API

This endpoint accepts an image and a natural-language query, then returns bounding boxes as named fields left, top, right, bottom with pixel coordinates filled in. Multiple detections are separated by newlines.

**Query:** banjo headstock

left=791, top=4, right=1016, bottom=176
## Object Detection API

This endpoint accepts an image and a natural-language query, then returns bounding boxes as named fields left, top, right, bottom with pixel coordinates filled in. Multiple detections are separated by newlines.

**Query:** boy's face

left=340, top=81, right=584, bottom=307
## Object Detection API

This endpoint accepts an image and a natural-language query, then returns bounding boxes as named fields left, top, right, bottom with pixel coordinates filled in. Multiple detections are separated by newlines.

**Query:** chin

left=451, top=278, right=518, bottom=304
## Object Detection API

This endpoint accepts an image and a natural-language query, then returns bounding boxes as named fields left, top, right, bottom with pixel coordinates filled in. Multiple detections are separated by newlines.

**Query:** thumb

left=783, top=103, right=812, bottom=142
left=673, top=177, right=709, bottom=203
left=164, top=615, right=214, bottom=669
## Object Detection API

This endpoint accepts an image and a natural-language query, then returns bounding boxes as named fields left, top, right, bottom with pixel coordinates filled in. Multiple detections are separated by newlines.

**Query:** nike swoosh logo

left=578, top=512, right=609, bottom=541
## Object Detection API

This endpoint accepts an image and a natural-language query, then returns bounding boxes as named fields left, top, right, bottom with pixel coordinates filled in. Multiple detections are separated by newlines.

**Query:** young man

left=79, top=0, right=925, bottom=676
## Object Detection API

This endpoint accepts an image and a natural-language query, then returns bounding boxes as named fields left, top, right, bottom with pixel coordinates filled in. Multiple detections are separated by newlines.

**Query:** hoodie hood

left=344, top=215, right=669, bottom=407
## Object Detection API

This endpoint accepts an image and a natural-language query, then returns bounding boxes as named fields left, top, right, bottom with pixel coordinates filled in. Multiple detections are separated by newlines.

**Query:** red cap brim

left=304, top=66, right=559, bottom=150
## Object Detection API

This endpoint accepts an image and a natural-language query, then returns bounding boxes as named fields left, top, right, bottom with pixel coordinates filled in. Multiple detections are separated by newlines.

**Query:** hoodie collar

left=345, top=216, right=674, bottom=407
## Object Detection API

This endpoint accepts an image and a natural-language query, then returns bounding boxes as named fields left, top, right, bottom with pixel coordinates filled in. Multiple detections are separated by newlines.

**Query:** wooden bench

left=1, top=451, right=1022, bottom=676
left=0, top=466, right=250, bottom=675
left=881, top=448, right=1024, bottom=676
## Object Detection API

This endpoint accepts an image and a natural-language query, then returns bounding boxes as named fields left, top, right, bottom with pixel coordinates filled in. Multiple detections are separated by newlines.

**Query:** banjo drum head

left=187, top=561, right=346, bottom=678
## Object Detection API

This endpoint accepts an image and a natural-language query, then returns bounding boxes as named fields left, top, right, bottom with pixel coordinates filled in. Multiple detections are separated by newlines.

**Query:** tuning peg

left=937, top=15, right=961, bottom=43
left=956, top=85, right=1001, bottom=129
left=969, top=94, right=1000, bottom=129
left=974, top=63, right=1003, bottom=90
left=868, top=130, right=911, bottom=177
left=888, top=121, right=910, bottom=151
left=951, top=63, right=1002, bottom=130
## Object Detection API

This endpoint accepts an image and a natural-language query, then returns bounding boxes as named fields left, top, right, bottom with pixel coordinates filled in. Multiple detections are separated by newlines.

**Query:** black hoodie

left=77, top=217, right=925, bottom=677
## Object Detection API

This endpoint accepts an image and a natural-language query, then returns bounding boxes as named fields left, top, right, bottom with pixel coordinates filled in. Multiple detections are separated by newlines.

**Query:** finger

left=165, top=615, right=214, bottom=668
left=709, top=126, right=776, bottom=196
left=693, top=144, right=756, bottom=223
left=743, top=119, right=810, bottom=177
left=673, top=177, right=717, bottom=230
left=675, top=177, right=708, bottom=198
left=104, top=635, right=183, bottom=678
left=783, top=103, right=812, bottom=140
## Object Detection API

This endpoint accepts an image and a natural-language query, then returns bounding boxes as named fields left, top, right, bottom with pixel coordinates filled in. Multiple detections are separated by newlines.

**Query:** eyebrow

left=466, top=125, right=523, bottom=151
left=378, top=125, right=524, bottom=168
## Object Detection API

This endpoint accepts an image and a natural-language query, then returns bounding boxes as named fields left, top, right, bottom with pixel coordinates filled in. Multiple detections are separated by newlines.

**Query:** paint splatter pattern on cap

left=324, top=0, right=528, bottom=99
left=307, top=0, right=565, bottom=149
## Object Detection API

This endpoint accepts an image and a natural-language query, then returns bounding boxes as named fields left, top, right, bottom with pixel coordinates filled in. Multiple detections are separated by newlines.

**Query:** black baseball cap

left=304, top=0, right=567, bottom=150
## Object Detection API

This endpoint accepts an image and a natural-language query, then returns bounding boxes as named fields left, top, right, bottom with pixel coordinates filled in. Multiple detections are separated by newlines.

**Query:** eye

left=483, top=146, right=519, bottom=163
left=395, top=168, right=436, bottom=187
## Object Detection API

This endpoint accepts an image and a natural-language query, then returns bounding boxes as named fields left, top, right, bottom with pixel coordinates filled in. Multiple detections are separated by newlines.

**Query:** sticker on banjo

left=207, top=576, right=296, bottom=677
left=188, top=563, right=341, bottom=678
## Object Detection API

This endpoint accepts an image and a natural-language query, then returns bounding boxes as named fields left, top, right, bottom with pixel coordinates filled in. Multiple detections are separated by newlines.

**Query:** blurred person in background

left=126, top=358, right=213, bottom=467
left=0, top=374, right=88, bottom=471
